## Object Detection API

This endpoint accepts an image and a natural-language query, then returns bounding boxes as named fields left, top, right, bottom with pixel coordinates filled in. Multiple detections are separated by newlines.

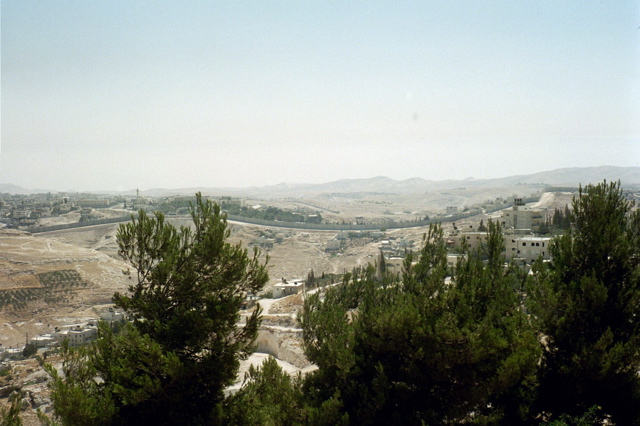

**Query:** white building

left=100, top=307, right=125, bottom=323
left=448, top=231, right=552, bottom=265
left=12, top=209, right=31, bottom=219
left=29, top=335, right=55, bottom=349
left=448, top=231, right=489, bottom=253
left=501, top=199, right=546, bottom=231
left=505, top=236, right=551, bottom=264
left=447, top=254, right=466, bottom=272
left=52, top=324, right=98, bottom=348
left=273, top=279, right=305, bottom=299
left=383, top=257, right=405, bottom=276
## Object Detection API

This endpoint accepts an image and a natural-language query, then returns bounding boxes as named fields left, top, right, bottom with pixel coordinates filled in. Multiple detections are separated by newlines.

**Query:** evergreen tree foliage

left=0, top=391, right=23, bottom=426
left=300, top=222, right=539, bottom=424
left=546, top=405, right=612, bottom=426
left=306, top=269, right=316, bottom=289
left=21, top=343, right=37, bottom=358
left=47, top=193, right=269, bottom=425
left=377, top=249, right=387, bottom=281
left=225, top=356, right=306, bottom=425
left=550, top=205, right=572, bottom=232
left=529, top=181, right=640, bottom=424
left=46, top=324, right=180, bottom=425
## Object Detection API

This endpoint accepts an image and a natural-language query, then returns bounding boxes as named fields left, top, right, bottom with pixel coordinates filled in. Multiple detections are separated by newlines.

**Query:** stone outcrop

left=254, top=326, right=309, bottom=369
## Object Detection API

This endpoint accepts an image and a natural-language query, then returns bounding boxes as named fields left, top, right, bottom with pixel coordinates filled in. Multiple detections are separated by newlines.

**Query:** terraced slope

left=0, top=228, right=130, bottom=347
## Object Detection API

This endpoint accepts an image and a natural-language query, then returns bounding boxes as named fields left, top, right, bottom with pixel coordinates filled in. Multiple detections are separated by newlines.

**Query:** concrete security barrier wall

left=24, top=211, right=475, bottom=234
left=24, top=194, right=540, bottom=234
left=26, top=214, right=137, bottom=234
left=543, top=187, right=579, bottom=193
left=226, top=215, right=434, bottom=230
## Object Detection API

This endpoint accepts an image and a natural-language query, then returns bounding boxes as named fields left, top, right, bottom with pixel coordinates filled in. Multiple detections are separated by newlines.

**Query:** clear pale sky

left=1, top=1, right=639, bottom=192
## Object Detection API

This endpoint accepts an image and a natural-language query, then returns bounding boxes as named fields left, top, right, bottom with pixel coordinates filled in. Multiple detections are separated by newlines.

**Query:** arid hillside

left=0, top=228, right=131, bottom=348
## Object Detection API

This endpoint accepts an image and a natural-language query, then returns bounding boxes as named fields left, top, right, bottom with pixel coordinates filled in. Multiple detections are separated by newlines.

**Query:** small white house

left=29, top=335, right=55, bottom=349
left=100, top=307, right=125, bottom=323
left=273, top=279, right=305, bottom=299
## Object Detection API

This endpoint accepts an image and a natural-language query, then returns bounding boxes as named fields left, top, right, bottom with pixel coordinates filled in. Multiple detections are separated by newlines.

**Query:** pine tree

left=552, top=207, right=562, bottom=228
left=307, top=269, right=316, bottom=289
left=225, top=357, right=306, bottom=424
left=300, top=222, right=539, bottom=424
left=529, top=181, right=640, bottom=424
left=0, top=391, right=24, bottom=426
left=47, top=193, right=269, bottom=425
left=377, top=249, right=386, bottom=281
left=563, top=204, right=571, bottom=229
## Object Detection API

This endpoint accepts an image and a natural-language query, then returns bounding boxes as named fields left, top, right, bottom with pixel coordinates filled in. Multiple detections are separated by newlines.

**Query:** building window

left=522, top=242, right=526, bottom=246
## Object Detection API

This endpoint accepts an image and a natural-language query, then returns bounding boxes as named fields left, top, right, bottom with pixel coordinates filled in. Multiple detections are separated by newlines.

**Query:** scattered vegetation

left=0, top=270, right=87, bottom=310
left=0, top=391, right=24, bottom=426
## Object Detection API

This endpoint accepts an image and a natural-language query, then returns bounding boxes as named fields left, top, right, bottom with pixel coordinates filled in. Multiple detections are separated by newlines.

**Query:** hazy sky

left=2, top=1, right=639, bottom=192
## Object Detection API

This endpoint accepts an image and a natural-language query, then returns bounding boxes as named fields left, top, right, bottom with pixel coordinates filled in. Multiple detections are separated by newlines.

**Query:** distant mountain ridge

left=218, top=166, right=640, bottom=198
left=2, top=166, right=639, bottom=197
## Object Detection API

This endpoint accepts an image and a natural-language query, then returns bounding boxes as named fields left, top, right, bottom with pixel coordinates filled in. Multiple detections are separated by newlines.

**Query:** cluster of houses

left=0, top=192, right=122, bottom=228
left=325, top=231, right=415, bottom=255
left=0, top=189, right=205, bottom=230
left=250, top=228, right=290, bottom=250
left=447, top=199, right=551, bottom=265
left=13, top=308, right=126, bottom=353
left=0, top=195, right=67, bottom=227
left=0, top=190, right=212, bottom=229
left=379, top=199, right=555, bottom=277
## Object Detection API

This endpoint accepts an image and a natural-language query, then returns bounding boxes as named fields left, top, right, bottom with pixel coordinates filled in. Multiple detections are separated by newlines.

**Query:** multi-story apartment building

left=501, top=198, right=546, bottom=231
left=505, top=236, right=551, bottom=264
left=448, top=230, right=551, bottom=265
